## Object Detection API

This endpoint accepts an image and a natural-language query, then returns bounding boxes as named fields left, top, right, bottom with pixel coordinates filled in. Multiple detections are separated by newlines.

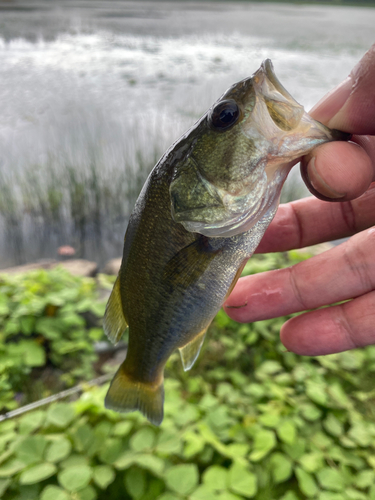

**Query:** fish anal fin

left=105, top=364, right=164, bottom=426
left=103, top=276, right=128, bottom=344
left=163, top=236, right=221, bottom=289
left=179, top=328, right=207, bottom=371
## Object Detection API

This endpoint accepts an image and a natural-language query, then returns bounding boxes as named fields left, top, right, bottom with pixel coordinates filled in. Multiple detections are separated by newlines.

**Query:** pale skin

left=225, top=44, right=375, bottom=357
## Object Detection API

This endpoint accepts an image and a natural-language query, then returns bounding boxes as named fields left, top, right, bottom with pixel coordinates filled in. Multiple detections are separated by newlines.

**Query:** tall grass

left=0, top=146, right=307, bottom=269
left=0, top=139, right=163, bottom=267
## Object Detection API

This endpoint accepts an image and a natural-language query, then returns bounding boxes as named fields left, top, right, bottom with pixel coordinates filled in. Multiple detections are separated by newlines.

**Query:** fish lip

left=255, top=59, right=298, bottom=104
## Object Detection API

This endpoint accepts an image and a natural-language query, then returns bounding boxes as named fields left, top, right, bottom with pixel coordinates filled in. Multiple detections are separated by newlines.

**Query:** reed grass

left=0, top=120, right=307, bottom=268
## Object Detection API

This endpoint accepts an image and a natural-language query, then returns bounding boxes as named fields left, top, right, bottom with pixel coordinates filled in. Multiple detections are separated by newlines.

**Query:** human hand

left=225, top=44, right=375, bottom=356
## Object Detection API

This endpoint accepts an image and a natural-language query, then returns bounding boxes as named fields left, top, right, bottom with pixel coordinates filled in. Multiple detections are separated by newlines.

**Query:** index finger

left=256, top=182, right=375, bottom=254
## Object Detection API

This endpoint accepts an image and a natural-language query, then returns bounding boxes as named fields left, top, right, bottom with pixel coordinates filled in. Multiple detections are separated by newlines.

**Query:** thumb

left=310, top=44, right=375, bottom=135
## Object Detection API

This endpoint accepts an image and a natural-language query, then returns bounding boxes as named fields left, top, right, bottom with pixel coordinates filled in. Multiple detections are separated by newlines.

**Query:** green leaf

left=318, top=492, right=343, bottom=500
left=46, top=404, right=75, bottom=428
left=190, top=485, right=218, bottom=500
left=338, top=350, right=365, bottom=370
left=0, top=458, right=26, bottom=477
left=19, top=462, right=57, bottom=484
left=202, top=465, right=228, bottom=491
left=45, top=438, right=72, bottom=463
left=270, top=452, right=293, bottom=483
left=299, top=452, right=324, bottom=473
left=300, top=403, right=322, bottom=422
left=93, top=465, right=115, bottom=489
left=183, top=430, right=205, bottom=458
left=348, top=424, right=372, bottom=447
left=134, top=454, right=165, bottom=476
left=295, top=467, right=318, bottom=498
left=280, top=492, right=299, bottom=500
left=157, top=494, right=180, bottom=500
left=18, top=411, right=45, bottom=435
left=228, top=462, right=257, bottom=498
left=74, top=485, right=97, bottom=500
left=355, top=469, right=375, bottom=489
left=165, top=464, right=199, bottom=495
left=41, top=485, right=70, bottom=500
left=125, top=467, right=146, bottom=499
left=113, top=452, right=136, bottom=470
left=206, top=406, right=232, bottom=429
left=58, top=464, right=93, bottom=491
left=73, top=424, right=94, bottom=452
left=60, top=454, right=88, bottom=469
left=97, top=438, right=122, bottom=464
left=258, top=413, right=280, bottom=428
left=316, top=467, right=344, bottom=492
left=15, top=435, right=47, bottom=465
left=345, top=488, right=368, bottom=500
left=217, top=492, right=243, bottom=500
left=112, top=421, right=133, bottom=437
left=130, top=428, right=156, bottom=452
left=277, top=420, right=297, bottom=444
left=156, top=429, right=182, bottom=454
left=323, top=414, right=343, bottom=437
left=306, top=382, right=328, bottom=406
left=23, top=340, right=46, bottom=367
left=0, top=479, right=10, bottom=497
left=257, top=360, right=283, bottom=376
left=249, top=429, right=276, bottom=461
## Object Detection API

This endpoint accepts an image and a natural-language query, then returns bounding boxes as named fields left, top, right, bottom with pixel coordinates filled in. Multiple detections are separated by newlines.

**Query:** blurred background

left=1, top=0, right=374, bottom=268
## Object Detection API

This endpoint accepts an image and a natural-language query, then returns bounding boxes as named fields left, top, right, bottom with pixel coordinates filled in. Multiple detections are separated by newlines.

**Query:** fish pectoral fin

left=103, top=276, right=128, bottom=344
left=105, top=364, right=164, bottom=426
left=179, top=328, right=207, bottom=371
left=163, top=236, right=221, bottom=289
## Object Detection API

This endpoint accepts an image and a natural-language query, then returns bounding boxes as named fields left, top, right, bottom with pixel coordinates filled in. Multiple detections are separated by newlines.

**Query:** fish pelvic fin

left=104, top=276, right=128, bottom=344
left=105, top=365, right=164, bottom=426
left=179, top=327, right=207, bottom=371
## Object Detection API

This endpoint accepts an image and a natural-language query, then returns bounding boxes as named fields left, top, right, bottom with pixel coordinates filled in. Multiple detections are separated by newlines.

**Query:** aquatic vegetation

left=1, top=252, right=375, bottom=499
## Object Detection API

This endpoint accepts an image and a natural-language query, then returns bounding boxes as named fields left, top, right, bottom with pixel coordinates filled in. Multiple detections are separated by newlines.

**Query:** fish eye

left=209, top=99, right=240, bottom=131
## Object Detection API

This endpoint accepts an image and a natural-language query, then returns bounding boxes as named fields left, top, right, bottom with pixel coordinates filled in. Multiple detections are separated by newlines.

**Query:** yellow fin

left=103, top=276, right=128, bottom=344
left=179, top=328, right=207, bottom=371
left=105, top=365, right=164, bottom=426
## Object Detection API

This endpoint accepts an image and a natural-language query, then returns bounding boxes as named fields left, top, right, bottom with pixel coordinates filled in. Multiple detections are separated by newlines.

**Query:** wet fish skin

left=103, top=60, right=349, bottom=425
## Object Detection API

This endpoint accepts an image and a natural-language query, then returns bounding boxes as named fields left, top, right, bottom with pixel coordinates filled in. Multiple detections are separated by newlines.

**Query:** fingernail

left=309, top=76, right=353, bottom=125
left=302, top=157, right=346, bottom=200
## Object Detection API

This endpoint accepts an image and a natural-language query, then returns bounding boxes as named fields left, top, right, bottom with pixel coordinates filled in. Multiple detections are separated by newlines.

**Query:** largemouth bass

left=104, top=60, right=348, bottom=425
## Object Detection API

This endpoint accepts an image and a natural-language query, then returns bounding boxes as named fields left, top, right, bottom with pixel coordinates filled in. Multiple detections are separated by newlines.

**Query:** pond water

left=0, top=0, right=374, bottom=267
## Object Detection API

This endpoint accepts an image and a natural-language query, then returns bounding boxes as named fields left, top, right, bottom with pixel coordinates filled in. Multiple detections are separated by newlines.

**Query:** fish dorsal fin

left=103, top=276, right=128, bottom=344
left=179, top=328, right=207, bottom=371
left=163, top=236, right=221, bottom=289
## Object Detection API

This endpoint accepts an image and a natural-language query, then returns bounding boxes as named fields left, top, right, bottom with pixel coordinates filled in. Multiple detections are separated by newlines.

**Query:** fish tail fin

left=105, top=364, right=164, bottom=426
left=104, top=276, right=128, bottom=344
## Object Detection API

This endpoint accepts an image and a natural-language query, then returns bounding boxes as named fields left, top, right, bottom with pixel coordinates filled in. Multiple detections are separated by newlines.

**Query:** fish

left=103, top=60, right=349, bottom=425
